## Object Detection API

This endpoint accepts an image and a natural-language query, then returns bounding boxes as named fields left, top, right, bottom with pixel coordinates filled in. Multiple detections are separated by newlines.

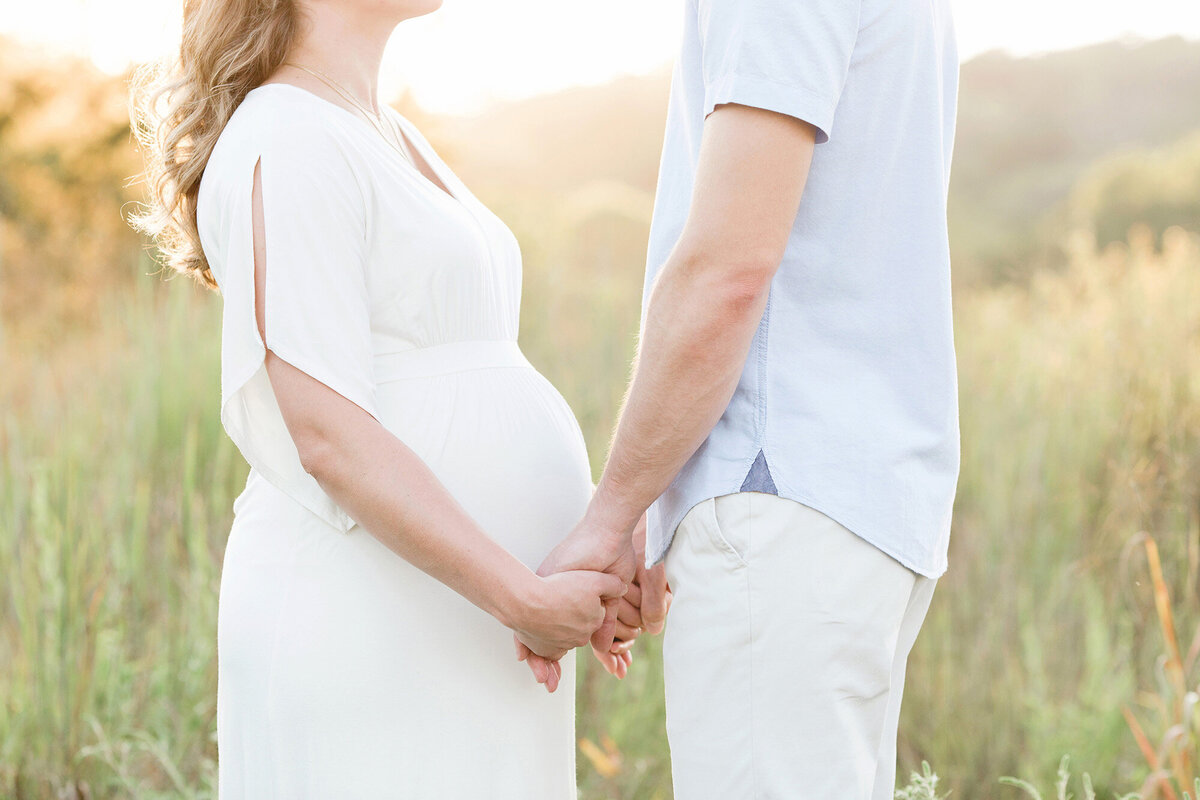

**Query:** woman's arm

left=250, top=162, right=626, bottom=658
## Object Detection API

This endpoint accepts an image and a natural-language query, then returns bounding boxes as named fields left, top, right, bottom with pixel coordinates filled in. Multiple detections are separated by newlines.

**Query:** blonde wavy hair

left=130, top=0, right=302, bottom=290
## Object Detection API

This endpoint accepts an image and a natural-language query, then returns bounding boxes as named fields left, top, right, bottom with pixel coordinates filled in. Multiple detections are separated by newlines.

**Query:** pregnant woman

left=130, top=0, right=639, bottom=796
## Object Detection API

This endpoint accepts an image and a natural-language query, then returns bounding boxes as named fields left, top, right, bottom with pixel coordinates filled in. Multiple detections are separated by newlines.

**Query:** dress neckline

left=248, top=81, right=466, bottom=210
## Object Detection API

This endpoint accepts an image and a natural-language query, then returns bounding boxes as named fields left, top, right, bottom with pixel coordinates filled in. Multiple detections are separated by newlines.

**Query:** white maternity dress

left=195, top=83, right=592, bottom=798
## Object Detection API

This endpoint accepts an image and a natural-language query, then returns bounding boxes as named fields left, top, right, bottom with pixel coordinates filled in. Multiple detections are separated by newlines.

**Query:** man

left=534, top=0, right=961, bottom=795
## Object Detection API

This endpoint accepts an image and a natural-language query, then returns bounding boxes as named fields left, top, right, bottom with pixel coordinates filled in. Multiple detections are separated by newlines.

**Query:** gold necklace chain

left=281, top=61, right=415, bottom=166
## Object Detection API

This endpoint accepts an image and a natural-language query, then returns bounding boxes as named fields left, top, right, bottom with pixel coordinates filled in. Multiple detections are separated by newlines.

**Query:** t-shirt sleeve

left=697, top=0, right=862, bottom=143
left=200, top=121, right=377, bottom=533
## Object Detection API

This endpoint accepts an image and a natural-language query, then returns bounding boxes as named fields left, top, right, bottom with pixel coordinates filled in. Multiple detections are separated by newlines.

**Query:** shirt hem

left=647, top=484, right=949, bottom=580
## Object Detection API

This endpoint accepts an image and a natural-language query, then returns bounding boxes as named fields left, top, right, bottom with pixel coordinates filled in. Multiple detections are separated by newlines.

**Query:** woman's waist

left=373, top=339, right=529, bottom=383
left=371, top=344, right=587, bottom=459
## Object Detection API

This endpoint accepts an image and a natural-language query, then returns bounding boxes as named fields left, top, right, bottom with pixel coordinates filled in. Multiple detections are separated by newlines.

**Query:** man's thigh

left=662, top=491, right=928, bottom=800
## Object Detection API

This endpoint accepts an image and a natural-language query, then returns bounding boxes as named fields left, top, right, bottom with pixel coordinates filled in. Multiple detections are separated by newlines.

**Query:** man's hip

left=662, top=491, right=937, bottom=800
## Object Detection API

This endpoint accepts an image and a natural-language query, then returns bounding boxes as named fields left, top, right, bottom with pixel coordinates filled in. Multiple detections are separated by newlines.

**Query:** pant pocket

left=708, top=492, right=753, bottom=566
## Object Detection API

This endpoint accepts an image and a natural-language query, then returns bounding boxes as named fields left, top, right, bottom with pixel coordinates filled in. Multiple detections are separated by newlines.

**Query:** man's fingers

left=590, top=597, right=619, bottom=653
left=614, top=619, right=642, bottom=642
left=640, top=564, right=670, bottom=635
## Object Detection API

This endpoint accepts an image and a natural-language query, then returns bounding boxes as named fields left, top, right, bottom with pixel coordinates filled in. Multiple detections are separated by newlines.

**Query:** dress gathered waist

left=373, top=339, right=529, bottom=383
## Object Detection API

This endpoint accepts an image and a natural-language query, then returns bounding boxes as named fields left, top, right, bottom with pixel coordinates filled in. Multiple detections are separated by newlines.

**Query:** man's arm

left=531, top=103, right=819, bottom=662
left=586, top=103, right=818, bottom=542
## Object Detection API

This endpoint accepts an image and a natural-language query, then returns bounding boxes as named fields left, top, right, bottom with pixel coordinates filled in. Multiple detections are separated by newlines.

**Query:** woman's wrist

left=487, top=561, right=542, bottom=632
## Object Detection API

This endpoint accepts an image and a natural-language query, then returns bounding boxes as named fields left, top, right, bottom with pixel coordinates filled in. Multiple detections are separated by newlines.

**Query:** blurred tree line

left=0, top=38, right=145, bottom=349
left=1, top=34, right=1199, bottom=347
left=950, top=36, right=1200, bottom=279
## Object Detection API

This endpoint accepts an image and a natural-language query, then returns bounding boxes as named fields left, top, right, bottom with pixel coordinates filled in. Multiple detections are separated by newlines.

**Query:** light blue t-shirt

left=643, top=0, right=961, bottom=578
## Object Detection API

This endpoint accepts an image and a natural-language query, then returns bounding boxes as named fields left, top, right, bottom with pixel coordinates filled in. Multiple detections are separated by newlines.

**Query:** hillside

left=950, top=36, right=1200, bottom=277
left=434, top=36, right=1200, bottom=282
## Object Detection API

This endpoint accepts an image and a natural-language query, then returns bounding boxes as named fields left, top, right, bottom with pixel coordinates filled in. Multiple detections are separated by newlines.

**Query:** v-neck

left=250, top=82, right=467, bottom=209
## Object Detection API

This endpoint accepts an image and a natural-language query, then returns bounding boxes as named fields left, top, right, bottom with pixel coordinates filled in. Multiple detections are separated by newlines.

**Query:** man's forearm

left=585, top=246, right=774, bottom=539
left=580, top=104, right=817, bottom=546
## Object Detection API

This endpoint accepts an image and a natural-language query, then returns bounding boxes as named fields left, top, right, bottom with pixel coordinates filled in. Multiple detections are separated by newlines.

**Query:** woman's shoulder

left=197, top=85, right=371, bottom=251
left=202, top=85, right=366, bottom=202
left=208, top=85, right=363, bottom=177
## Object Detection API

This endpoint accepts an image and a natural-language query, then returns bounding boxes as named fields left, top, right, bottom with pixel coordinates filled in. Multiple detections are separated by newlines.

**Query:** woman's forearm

left=315, top=415, right=536, bottom=626
left=266, top=353, right=625, bottom=659
left=267, top=354, right=536, bottom=629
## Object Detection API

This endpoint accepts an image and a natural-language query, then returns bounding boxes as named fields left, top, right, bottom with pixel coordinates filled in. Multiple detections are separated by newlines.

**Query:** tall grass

left=1121, top=532, right=1200, bottom=800
left=2, top=225, right=1198, bottom=798
left=904, top=225, right=1200, bottom=797
left=2, top=272, right=237, bottom=798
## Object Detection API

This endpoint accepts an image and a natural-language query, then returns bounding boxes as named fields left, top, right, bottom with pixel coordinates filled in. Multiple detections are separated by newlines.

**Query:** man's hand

left=594, top=514, right=672, bottom=674
left=624, top=514, right=671, bottom=637
left=601, top=514, right=671, bottom=638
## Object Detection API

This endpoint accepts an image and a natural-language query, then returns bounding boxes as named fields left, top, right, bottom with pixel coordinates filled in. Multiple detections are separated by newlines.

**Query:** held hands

left=509, top=569, right=628, bottom=659
left=507, top=567, right=628, bottom=694
left=514, top=512, right=673, bottom=692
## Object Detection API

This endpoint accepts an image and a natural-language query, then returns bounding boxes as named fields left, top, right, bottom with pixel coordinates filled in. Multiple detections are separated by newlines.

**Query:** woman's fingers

left=527, top=653, right=550, bottom=684
left=610, top=637, right=636, bottom=653
left=591, top=645, right=623, bottom=676
left=545, top=658, right=562, bottom=693
left=616, top=596, right=642, bottom=628
left=622, top=580, right=642, bottom=610
left=515, top=633, right=566, bottom=693
left=609, top=648, right=632, bottom=680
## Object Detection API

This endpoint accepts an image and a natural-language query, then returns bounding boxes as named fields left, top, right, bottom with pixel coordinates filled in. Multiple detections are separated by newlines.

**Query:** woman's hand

left=508, top=570, right=628, bottom=663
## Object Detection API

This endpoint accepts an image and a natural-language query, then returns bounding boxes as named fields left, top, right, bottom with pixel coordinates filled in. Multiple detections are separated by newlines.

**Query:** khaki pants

left=663, top=492, right=938, bottom=800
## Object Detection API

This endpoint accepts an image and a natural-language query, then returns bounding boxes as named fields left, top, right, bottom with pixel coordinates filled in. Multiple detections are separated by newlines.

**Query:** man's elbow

left=681, top=247, right=779, bottom=314
left=722, top=261, right=778, bottom=312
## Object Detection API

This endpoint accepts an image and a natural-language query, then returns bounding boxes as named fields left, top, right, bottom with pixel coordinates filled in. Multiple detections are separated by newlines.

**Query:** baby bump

left=374, top=343, right=594, bottom=569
